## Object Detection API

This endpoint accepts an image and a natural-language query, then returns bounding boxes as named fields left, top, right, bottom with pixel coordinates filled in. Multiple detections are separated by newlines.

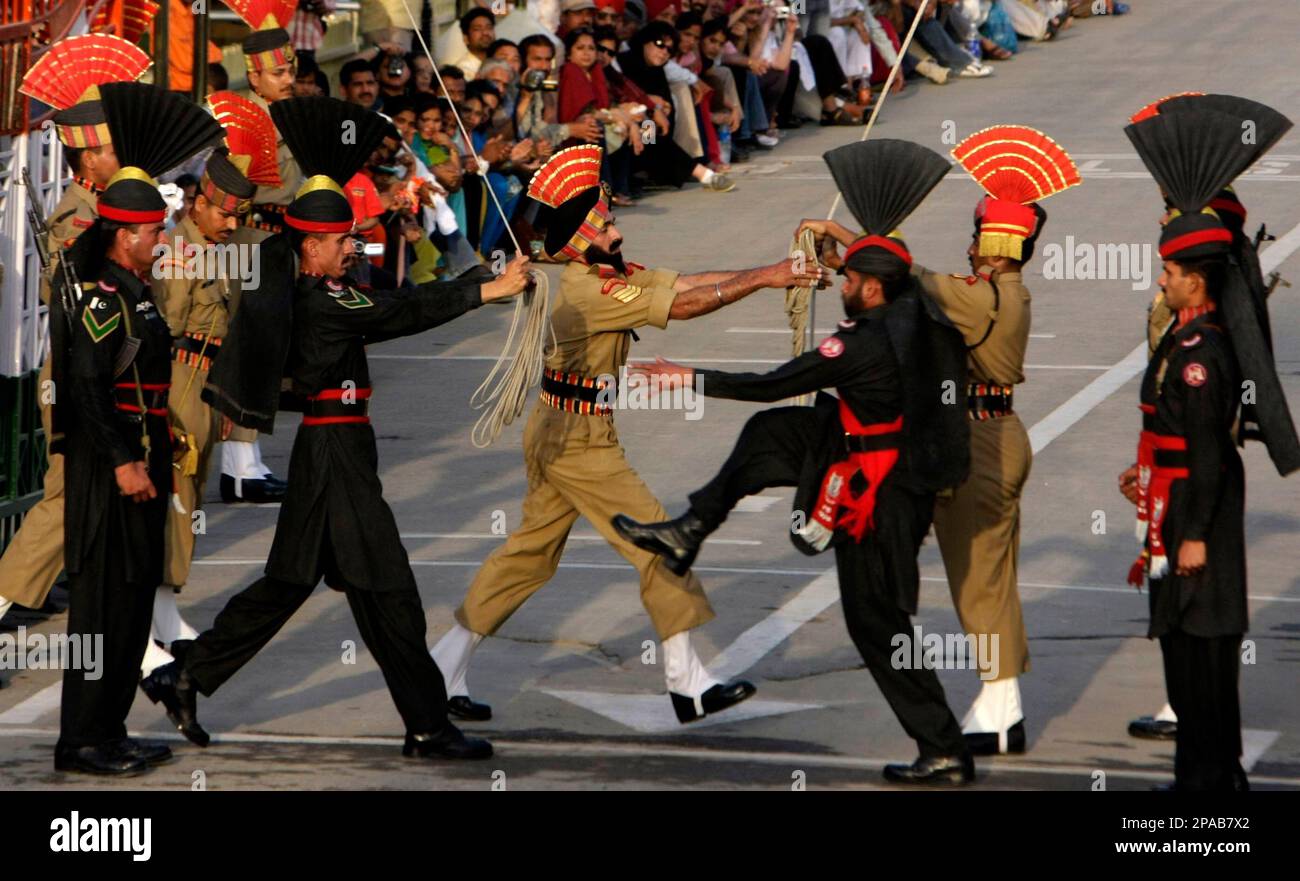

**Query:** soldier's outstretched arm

left=325, top=255, right=531, bottom=344
left=668, top=258, right=823, bottom=321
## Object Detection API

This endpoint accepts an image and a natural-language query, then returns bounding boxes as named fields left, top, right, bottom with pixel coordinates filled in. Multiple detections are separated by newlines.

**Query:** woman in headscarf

left=614, top=21, right=733, bottom=191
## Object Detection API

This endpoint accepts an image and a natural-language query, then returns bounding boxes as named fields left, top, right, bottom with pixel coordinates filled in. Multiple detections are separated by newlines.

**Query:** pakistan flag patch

left=332, top=287, right=374, bottom=310
left=82, top=307, right=121, bottom=343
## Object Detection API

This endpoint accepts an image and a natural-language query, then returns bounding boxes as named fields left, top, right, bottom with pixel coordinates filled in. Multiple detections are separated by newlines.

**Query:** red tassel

left=1127, top=553, right=1147, bottom=589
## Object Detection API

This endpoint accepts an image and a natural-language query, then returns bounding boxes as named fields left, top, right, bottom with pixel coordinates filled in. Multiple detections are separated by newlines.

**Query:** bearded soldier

left=430, top=144, right=819, bottom=725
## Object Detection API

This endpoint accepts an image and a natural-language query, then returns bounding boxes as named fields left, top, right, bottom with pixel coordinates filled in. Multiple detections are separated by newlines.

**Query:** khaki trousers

left=0, top=357, right=66, bottom=608
left=164, top=360, right=222, bottom=589
left=933, top=414, right=1033, bottom=681
left=456, top=406, right=715, bottom=641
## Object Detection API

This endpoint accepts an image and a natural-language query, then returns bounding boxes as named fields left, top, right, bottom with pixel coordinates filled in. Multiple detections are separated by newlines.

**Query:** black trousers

left=1160, top=630, right=1247, bottom=790
left=59, top=517, right=156, bottom=749
left=184, top=574, right=449, bottom=735
left=689, top=408, right=967, bottom=758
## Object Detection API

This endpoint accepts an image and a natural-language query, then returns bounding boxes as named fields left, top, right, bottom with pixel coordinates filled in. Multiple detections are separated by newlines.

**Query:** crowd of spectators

left=242, top=0, right=1134, bottom=280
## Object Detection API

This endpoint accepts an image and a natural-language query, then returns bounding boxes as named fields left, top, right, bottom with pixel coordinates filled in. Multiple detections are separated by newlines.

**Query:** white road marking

left=1242, top=729, right=1281, bottom=772
left=0, top=726, right=1295, bottom=786
left=0, top=683, right=61, bottom=725
left=188, top=559, right=1300, bottom=604
left=733, top=494, right=784, bottom=513
left=540, top=690, right=822, bottom=734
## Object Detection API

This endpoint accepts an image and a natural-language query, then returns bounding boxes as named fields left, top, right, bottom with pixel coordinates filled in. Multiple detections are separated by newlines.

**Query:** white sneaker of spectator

left=959, top=61, right=995, bottom=78
left=755, top=132, right=780, bottom=148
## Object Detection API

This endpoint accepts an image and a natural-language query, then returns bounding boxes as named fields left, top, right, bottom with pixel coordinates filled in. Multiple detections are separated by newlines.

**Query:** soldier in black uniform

left=615, top=141, right=977, bottom=785
left=142, top=97, right=531, bottom=761
left=54, top=84, right=223, bottom=775
left=1120, top=103, right=1298, bottom=790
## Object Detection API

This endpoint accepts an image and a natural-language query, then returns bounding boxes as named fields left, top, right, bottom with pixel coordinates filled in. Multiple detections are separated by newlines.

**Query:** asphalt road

left=2, top=0, right=1298, bottom=790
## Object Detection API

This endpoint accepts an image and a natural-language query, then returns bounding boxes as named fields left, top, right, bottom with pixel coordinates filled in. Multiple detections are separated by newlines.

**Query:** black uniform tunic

left=1141, top=311, right=1246, bottom=638
left=60, top=261, right=173, bottom=749
left=1140, top=309, right=1248, bottom=791
left=182, top=272, right=486, bottom=736
left=687, top=304, right=967, bottom=758
left=265, top=273, right=485, bottom=592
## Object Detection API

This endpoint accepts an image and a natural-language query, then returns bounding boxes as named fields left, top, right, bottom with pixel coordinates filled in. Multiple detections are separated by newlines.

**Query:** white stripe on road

left=0, top=683, right=61, bottom=725
left=186, top=559, right=1300, bottom=604
left=0, top=726, right=1294, bottom=787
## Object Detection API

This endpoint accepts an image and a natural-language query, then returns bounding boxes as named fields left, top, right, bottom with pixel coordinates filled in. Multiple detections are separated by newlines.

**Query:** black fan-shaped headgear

left=823, top=139, right=949, bottom=277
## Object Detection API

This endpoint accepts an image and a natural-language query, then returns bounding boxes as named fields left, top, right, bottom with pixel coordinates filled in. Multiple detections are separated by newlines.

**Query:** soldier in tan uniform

left=138, top=148, right=263, bottom=681
left=431, top=145, right=820, bottom=723
left=215, top=0, right=303, bottom=503
left=797, top=125, right=1081, bottom=756
left=0, top=36, right=146, bottom=624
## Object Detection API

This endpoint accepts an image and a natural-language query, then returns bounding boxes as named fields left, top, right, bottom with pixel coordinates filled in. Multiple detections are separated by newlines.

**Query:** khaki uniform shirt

left=40, top=181, right=99, bottom=305
left=154, top=215, right=237, bottom=340
left=912, top=264, right=1031, bottom=387
left=548, top=260, right=679, bottom=379
left=248, top=91, right=303, bottom=207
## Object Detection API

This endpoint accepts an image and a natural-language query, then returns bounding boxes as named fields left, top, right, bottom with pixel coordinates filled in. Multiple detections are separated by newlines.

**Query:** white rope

left=401, top=4, right=556, bottom=447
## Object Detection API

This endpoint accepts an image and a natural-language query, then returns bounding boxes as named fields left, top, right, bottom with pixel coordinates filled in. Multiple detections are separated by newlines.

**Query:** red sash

left=799, top=400, right=903, bottom=551
left=1128, top=404, right=1189, bottom=585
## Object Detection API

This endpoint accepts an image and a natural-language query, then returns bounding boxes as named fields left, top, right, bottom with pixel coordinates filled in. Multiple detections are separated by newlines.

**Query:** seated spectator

left=516, top=34, right=601, bottom=148
left=698, top=16, right=768, bottom=157
left=488, top=38, right=523, bottom=75
left=294, top=56, right=327, bottom=96
left=828, top=0, right=877, bottom=96
left=592, top=26, right=646, bottom=203
left=595, top=0, right=624, bottom=34
left=620, top=0, right=647, bottom=42
left=438, top=65, right=469, bottom=103
left=900, top=0, right=992, bottom=77
left=438, top=1, right=560, bottom=66
left=375, top=48, right=412, bottom=108
left=478, top=58, right=520, bottom=128
left=452, top=8, right=497, bottom=77
left=559, top=0, right=598, bottom=40
left=408, top=52, right=438, bottom=94
left=340, top=58, right=380, bottom=108
left=459, top=85, right=531, bottom=255
left=615, top=22, right=733, bottom=191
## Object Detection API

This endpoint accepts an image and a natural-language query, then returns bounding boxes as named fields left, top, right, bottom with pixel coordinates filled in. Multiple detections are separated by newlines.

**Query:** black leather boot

left=611, top=510, right=712, bottom=576
left=670, top=680, right=757, bottom=723
left=55, top=742, right=150, bottom=776
left=140, top=661, right=210, bottom=747
left=447, top=696, right=492, bottom=721
left=964, top=719, right=1027, bottom=756
left=883, top=754, right=976, bottom=786
left=403, top=725, right=493, bottom=760
left=1128, top=715, right=1177, bottom=740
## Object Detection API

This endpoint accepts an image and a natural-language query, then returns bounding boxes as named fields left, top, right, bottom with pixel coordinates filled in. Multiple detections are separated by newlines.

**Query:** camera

left=386, top=55, right=406, bottom=79
left=520, top=68, right=559, bottom=92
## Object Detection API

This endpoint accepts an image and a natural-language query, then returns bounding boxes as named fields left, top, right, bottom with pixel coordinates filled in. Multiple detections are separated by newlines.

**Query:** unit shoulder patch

left=1182, top=362, right=1208, bottom=388
left=818, top=336, right=845, bottom=358
left=331, top=287, right=374, bottom=310
left=82, top=304, right=121, bottom=343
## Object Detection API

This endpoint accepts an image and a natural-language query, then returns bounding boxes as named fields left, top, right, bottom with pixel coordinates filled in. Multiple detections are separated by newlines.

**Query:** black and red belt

left=796, top=400, right=903, bottom=552
left=174, top=332, right=222, bottom=371
left=968, top=382, right=1014, bottom=420
left=539, top=367, right=614, bottom=416
left=1128, top=403, right=1188, bottom=585
left=302, top=387, right=372, bottom=425
left=114, top=382, right=170, bottom=418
